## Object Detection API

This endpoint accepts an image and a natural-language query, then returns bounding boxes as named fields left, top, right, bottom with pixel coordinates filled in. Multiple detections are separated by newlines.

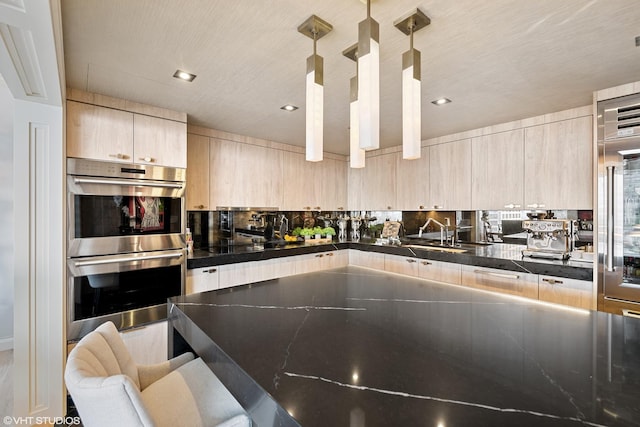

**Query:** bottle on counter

left=186, top=227, right=193, bottom=253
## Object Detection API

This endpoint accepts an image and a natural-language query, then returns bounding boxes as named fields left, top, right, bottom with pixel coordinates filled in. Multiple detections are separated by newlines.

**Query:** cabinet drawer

left=349, top=250, right=385, bottom=270
left=384, top=254, right=421, bottom=277
left=186, top=266, right=219, bottom=294
left=419, top=259, right=461, bottom=285
left=461, top=265, right=538, bottom=299
left=538, top=276, right=594, bottom=310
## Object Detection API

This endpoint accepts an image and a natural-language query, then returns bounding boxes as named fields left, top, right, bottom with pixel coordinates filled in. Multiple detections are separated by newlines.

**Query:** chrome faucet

left=418, top=217, right=451, bottom=245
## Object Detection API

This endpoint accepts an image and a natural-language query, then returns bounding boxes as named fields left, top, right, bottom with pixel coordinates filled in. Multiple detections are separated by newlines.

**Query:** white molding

left=13, top=99, right=64, bottom=419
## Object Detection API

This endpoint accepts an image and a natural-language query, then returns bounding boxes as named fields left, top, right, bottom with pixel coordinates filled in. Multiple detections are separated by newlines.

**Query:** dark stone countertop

left=169, top=266, right=639, bottom=427
left=187, top=240, right=593, bottom=281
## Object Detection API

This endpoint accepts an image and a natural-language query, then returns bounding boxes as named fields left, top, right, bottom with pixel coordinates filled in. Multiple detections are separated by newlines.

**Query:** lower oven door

left=67, top=249, right=185, bottom=341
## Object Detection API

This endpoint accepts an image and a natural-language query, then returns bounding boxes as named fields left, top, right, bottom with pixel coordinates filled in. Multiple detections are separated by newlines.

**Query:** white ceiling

left=61, top=0, right=640, bottom=155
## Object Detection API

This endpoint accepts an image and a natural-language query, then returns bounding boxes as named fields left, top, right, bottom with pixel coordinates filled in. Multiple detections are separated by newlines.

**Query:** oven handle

left=73, top=251, right=184, bottom=267
left=73, top=177, right=184, bottom=189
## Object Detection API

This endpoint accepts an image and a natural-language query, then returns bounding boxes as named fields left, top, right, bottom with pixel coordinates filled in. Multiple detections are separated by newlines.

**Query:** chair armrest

left=137, top=352, right=194, bottom=390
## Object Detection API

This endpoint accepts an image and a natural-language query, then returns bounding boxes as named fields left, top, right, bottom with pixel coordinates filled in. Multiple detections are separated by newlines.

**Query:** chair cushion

left=66, top=322, right=141, bottom=390
left=141, top=358, right=251, bottom=427
left=64, top=372, right=155, bottom=427
left=93, top=321, right=141, bottom=389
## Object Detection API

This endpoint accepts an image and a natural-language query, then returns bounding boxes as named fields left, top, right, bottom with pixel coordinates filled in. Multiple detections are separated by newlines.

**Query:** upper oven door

left=67, top=162, right=186, bottom=257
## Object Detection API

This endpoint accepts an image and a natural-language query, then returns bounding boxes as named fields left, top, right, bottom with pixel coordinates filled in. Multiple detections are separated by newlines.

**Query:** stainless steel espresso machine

left=521, top=219, right=576, bottom=260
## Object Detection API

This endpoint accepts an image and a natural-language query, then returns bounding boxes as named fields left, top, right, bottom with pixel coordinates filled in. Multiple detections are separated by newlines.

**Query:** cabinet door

left=186, top=134, right=210, bottom=210
left=429, top=139, right=472, bottom=210
left=363, top=152, right=398, bottom=210
left=538, top=275, right=594, bottom=310
left=212, top=141, right=283, bottom=208
left=419, top=259, right=461, bottom=285
left=281, top=151, right=321, bottom=210
left=323, top=158, right=348, bottom=211
left=524, top=115, right=592, bottom=209
left=209, top=137, right=237, bottom=207
left=66, top=100, right=134, bottom=162
left=471, top=130, right=524, bottom=210
left=120, top=321, right=168, bottom=364
left=186, top=266, right=219, bottom=294
left=349, top=250, right=385, bottom=270
left=461, top=265, right=538, bottom=299
left=133, top=115, right=187, bottom=168
left=396, top=147, right=429, bottom=210
left=384, top=254, right=421, bottom=277
left=348, top=166, right=366, bottom=210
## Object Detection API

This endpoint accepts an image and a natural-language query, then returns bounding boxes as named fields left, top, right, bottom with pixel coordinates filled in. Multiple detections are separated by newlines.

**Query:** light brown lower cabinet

left=186, top=250, right=594, bottom=311
left=348, top=250, right=386, bottom=270
left=419, top=259, right=462, bottom=285
left=538, top=275, right=594, bottom=310
left=460, top=265, right=539, bottom=300
left=381, top=254, right=462, bottom=285
left=186, top=266, right=219, bottom=294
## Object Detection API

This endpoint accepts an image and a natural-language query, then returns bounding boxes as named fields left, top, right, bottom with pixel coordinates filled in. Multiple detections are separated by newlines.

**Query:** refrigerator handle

left=606, top=165, right=615, bottom=272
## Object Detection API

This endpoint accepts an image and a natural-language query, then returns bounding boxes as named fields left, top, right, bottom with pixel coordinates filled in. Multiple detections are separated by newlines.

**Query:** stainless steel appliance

left=598, top=93, right=640, bottom=316
left=521, top=219, right=575, bottom=260
left=66, top=158, right=187, bottom=340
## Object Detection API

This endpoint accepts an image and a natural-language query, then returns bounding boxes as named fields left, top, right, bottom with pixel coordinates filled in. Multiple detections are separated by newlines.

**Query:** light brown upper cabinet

left=523, top=115, right=592, bottom=210
left=186, top=133, right=210, bottom=210
left=67, top=100, right=134, bottom=163
left=281, top=152, right=347, bottom=211
left=429, top=139, right=472, bottom=210
left=133, top=114, right=187, bottom=168
left=396, top=147, right=430, bottom=211
left=471, top=129, right=525, bottom=210
left=353, top=151, right=398, bottom=211
left=208, top=138, right=283, bottom=208
left=66, top=100, right=186, bottom=168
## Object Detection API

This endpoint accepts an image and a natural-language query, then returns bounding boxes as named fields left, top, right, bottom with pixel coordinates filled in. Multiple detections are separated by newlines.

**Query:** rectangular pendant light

left=343, top=43, right=365, bottom=168
left=402, top=49, right=421, bottom=159
left=350, top=76, right=365, bottom=168
left=298, top=15, right=332, bottom=162
left=306, top=54, right=324, bottom=161
left=357, top=14, right=380, bottom=151
left=395, top=9, right=431, bottom=160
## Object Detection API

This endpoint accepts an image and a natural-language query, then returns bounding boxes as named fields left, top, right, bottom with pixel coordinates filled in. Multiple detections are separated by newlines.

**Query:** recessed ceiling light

left=173, top=70, right=196, bottom=82
left=431, top=98, right=452, bottom=106
left=636, top=36, right=640, bottom=47
left=280, top=104, right=298, bottom=112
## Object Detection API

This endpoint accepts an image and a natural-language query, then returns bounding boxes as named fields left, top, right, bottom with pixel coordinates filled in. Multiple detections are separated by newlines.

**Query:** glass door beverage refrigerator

left=598, top=92, right=640, bottom=317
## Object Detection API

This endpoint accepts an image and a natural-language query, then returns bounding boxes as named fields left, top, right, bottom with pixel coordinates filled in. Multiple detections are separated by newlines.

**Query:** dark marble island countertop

left=169, top=266, right=638, bottom=427
left=187, top=240, right=592, bottom=281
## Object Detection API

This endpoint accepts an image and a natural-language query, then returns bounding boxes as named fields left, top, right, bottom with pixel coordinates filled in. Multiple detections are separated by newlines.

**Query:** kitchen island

left=168, top=266, right=638, bottom=427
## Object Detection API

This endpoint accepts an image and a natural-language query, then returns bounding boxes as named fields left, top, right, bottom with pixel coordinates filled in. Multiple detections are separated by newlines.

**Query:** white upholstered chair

left=64, top=321, right=251, bottom=427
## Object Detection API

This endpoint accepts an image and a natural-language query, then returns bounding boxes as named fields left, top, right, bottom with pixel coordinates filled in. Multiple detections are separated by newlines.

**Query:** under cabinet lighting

left=173, top=70, right=196, bottom=82
left=431, top=98, right=451, bottom=105
left=280, top=104, right=299, bottom=112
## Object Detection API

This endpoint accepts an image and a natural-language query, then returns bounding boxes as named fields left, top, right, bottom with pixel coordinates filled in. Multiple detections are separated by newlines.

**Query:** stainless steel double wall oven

left=66, top=159, right=186, bottom=340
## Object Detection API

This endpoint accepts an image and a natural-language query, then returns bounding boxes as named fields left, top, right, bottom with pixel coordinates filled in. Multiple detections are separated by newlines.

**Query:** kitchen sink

left=403, top=244, right=467, bottom=254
